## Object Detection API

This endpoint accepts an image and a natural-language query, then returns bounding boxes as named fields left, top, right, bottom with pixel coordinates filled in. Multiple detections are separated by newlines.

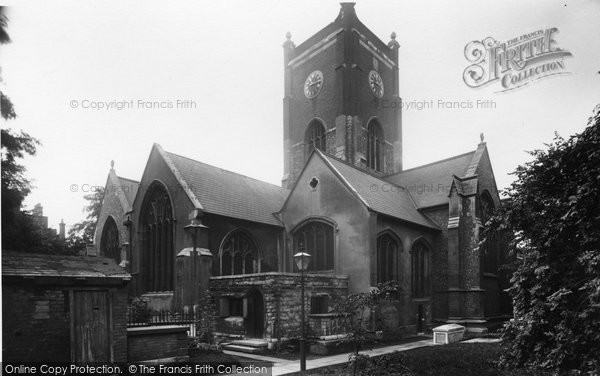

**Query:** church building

left=94, top=3, right=511, bottom=342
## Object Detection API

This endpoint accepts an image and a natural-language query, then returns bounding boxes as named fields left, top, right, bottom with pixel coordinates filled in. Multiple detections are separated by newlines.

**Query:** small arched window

left=367, top=120, right=384, bottom=171
left=100, top=216, right=120, bottom=264
left=411, top=239, right=430, bottom=298
left=305, top=120, right=327, bottom=154
left=293, top=220, right=334, bottom=271
left=377, top=232, right=402, bottom=283
left=219, top=230, right=260, bottom=276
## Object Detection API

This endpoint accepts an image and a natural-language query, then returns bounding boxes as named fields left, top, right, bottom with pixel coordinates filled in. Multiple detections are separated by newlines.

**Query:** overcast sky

left=1, top=0, right=599, bottom=232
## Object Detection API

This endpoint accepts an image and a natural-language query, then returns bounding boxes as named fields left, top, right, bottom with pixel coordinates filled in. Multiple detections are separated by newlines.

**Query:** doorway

left=246, top=288, right=264, bottom=338
left=71, top=290, right=112, bottom=362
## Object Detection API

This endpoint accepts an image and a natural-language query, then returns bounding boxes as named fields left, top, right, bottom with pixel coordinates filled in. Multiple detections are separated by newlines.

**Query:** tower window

left=305, top=120, right=327, bottom=154
left=367, top=120, right=384, bottom=172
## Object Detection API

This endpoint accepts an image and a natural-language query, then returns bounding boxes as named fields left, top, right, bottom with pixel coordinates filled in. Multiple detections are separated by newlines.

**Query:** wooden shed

left=2, top=252, right=131, bottom=362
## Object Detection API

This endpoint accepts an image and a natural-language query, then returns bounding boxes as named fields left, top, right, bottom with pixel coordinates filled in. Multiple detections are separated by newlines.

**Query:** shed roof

left=2, top=252, right=130, bottom=280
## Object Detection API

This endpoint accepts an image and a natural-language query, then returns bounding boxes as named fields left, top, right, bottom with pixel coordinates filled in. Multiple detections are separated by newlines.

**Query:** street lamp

left=184, top=209, right=208, bottom=307
left=293, top=250, right=311, bottom=372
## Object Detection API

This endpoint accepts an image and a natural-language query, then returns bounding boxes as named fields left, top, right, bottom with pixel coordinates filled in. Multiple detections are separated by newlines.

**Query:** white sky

left=1, top=0, right=599, bottom=232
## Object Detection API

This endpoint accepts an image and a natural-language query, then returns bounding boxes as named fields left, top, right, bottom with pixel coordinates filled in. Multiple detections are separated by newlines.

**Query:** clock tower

left=282, top=2, right=402, bottom=189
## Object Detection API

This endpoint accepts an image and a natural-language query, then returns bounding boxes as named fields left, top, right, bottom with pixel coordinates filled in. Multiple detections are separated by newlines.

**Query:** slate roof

left=384, top=151, right=475, bottom=209
left=166, top=152, right=288, bottom=227
left=319, top=152, right=439, bottom=229
left=2, top=252, right=130, bottom=280
left=116, top=176, right=139, bottom=208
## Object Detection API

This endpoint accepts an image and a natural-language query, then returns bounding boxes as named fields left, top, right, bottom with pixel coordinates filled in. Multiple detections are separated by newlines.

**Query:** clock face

left=304, top=70, right=324, bottom=99
left=369, top=70, right=384, bottom=98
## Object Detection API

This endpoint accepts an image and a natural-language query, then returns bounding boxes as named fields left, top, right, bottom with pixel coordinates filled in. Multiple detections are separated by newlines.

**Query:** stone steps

left=222, top=339, right=269, bottom=354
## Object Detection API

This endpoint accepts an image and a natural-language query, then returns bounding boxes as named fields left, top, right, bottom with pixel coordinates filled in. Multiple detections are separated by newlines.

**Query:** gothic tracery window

left=219, top=230, right=260, bottom=276
left=305, top=120, right=326, bottom=155
left=100, top=216, right=120, bottom=264
left=377, top=232, right=401, bottom=284
left=411, top=239, right=430, bottom=298
left=367, top=120, right=384, bottom=172
left=141, top=184, right=174, bottom=292
left=293, top=221, right=334, bottom=271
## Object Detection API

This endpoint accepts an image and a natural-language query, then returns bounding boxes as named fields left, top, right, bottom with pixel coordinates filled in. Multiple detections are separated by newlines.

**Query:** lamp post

left=293, top=250, right=311, bottom=372
left=184, top=210, right=208, bottom=308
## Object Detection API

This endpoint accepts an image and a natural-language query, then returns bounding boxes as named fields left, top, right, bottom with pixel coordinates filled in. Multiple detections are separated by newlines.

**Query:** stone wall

left=127, top=326, right=189, bottom=362
left=210, top=272, right=348, bottom=339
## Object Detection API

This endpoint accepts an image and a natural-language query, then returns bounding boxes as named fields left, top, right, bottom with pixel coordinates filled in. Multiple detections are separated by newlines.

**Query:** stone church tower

left=282, top=2, right=402, bottom=188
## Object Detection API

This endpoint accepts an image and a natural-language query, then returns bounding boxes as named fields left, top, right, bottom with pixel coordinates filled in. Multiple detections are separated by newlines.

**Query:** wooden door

left=71, top=290, right=112, bottom=362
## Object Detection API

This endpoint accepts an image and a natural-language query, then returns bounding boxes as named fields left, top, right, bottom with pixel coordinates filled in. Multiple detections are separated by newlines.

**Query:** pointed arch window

left=293, top=220, right=334, bottom=271
left=367, top=120, right=384, bottom=172
left=141, top=183, right=174, bottom=292
left=219, top=230, right=260, bottom=276
left=100, top=216, right=120, bottom=264
left=377, top=232, right=402, bottom=283
left=411, top=239, right=430, bottom=298
left=305, top=120, right=326, bottom=154
left=479, top=191, right=498, bottom=274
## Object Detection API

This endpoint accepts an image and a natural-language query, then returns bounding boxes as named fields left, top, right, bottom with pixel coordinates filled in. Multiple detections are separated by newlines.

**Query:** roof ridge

left=385, top=150, right=475, bottom=177
left=166, top=151, right=288, bottom=191
left=317, top=150, right=371, bottom=209
left=321, top=152, right=407, bottom=190
left=115, top=176, right=140, bottom=184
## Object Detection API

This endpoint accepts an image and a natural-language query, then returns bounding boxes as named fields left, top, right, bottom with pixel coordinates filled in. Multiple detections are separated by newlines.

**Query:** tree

left=1, top=9, right=67, bottom=254
left=334, top=281, right=399, bottom=376
left=484, top=105, right=600, bottom=373
left=65, top=187, right=104, bottom=254
left=1, top=7, right=16, bottom=120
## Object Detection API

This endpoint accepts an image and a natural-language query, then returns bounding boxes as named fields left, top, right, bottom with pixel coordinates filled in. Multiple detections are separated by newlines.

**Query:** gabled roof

left=384, top=151, right=476, bottom=209
left=105, top=166, right=139, bottom=213
left=317, top=151, right=439, bottom=230
left=165, top=151, right=288, bottom=227
left=115, top=176, right=139, bottom=209
left=2, top=252, right=130, bottom=280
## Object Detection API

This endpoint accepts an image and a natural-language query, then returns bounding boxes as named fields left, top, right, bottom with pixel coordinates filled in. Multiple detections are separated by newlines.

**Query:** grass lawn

left=302, top=342, right=551, bottom=376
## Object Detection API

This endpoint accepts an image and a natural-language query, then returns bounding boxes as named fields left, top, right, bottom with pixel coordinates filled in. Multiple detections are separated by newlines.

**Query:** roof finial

left=283, top=31, right=295, bottom=49
left=480, top=132, right=485, bottom=143
left=110, top=160, right=115, bottom=170
left=388, top=31, right=400, bottom=49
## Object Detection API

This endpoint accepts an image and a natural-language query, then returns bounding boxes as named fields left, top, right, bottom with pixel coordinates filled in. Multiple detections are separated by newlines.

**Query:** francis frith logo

left=463, top=28, right=572, bottom=92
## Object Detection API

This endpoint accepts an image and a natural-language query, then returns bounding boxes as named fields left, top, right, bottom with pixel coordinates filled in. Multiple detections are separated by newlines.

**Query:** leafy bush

left=483, top=106, right=600, bottom=373
left=128, top=297, right=151, bottom=324
left=334, top=281, right=399, bottom=375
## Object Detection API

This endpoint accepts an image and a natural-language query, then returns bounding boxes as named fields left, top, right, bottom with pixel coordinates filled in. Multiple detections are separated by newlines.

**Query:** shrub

left=483, top=105, right=600, bottom=373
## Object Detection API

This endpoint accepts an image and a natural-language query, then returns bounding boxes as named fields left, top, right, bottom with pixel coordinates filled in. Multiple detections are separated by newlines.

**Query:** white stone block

left=432, top=324, right=465, bottom=344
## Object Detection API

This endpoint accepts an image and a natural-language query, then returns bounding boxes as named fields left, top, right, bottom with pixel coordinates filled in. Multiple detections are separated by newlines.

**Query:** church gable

left=93, top=164, right=139, bottom=263
left=384, top=151, right=475, bottom=209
